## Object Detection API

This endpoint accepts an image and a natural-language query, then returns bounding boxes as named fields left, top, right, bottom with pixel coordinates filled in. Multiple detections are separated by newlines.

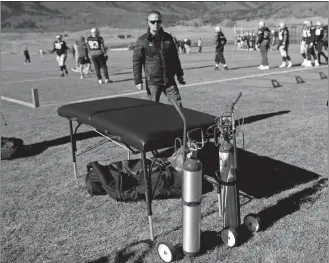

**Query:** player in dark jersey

left=278, top=22, right=292, bottom=68
left=86, top=28, right=112, bottom=84
left=23, top=46, right=31, bottom=65
left=251, top=32, right=256, bottom=50
left=214, top=26, right=228, bottom=70
left=314, top=21, right=328, bottom=64
left=256, top=21, right=271, bottom=70
left=52, top=35, right=69, bottom=77
left=304, top=21, right=319, bottom=67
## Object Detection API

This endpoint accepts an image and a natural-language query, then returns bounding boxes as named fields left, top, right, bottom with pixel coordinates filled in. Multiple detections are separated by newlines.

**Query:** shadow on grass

left=237, top=149, right=321, bottom=198
left=238, top=177, right=327, bottom=245
left=7, top=130, right=100, bottom=160
left=236, top=110, right=290, bottom=126
left=85, top=177, right=327, bottom=261
left=5, top=110, right=290, bottom=161
left=86, top=239, right=154, bottom=263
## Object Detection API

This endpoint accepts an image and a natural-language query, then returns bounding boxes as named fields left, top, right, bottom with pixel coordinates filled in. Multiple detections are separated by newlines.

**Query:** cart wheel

left=157, top=242, right=175, bottom=262
left=220, top=227, right=238, bottom=247
left=243, top=213, right=261, bottom=232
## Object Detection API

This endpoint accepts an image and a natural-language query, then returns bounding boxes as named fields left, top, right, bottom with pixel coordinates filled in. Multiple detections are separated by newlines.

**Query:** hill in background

left=1, top=1, right=328, bottom=32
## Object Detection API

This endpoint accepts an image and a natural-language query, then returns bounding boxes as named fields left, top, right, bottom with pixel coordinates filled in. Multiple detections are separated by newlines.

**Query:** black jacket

left=133, top=28, right=183, bottom=86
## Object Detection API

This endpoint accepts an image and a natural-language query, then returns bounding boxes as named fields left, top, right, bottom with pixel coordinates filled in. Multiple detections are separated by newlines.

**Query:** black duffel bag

left=1, top=137, right=24, bottom=160
left=85, top=158, right=182, bottom=202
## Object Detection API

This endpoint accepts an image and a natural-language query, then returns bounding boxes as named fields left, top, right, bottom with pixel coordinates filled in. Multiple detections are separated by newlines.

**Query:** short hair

left=148, top=10, right=161, bottom=17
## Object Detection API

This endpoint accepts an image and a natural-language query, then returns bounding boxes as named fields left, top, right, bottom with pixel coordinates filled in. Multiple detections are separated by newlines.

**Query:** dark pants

left=215, top=46, right=226, bottom=64
left=260, top=40, right=270, bottom=65
left=316, top=41, right=328, bottom=62
left=306, top=45, right=317, bottom=60
left=91, top=54, right=109, bottom=80
left=24, top=51, right=30, bottom=63
left=198, top=46, right=202, bottom=53
left=147, top=83, right=182, bottom=107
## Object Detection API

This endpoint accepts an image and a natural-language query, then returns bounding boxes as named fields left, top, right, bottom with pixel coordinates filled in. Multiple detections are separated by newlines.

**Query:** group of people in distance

left=233, top=20, right=328, bottom=70
left=236, top=32, right=257, bottom=51
left=22, top=10, right=328, bottom=108
left=51, top=29, right=112, bottom=83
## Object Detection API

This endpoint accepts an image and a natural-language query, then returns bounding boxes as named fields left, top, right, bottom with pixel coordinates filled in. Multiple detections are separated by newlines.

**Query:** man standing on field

left=133, top=10, right=186, bottom=106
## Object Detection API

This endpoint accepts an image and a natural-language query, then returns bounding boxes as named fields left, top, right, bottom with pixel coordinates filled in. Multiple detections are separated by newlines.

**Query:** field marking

left=0, top=56, right=257, bottom=84
left=42, top=65, right=328, bottom=107
left=1, top=96, right=36, bottom=108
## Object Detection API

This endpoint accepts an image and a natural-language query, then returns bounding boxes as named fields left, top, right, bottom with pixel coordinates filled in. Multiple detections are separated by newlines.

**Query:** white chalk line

left=2, top=55, right=257, bottom=84
left=41, top=65, right=327, bottom=107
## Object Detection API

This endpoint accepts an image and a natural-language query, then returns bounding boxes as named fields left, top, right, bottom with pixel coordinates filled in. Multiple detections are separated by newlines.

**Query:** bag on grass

left=1, top=137, right=24, bottom=160
left=85, top=159, right=182, bottom=202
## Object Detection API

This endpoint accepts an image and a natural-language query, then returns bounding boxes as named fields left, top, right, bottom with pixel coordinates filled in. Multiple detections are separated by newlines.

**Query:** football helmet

left=316, top=21, right=323, bottom=28
left=56, top=34, right=62, bottom=40
left=279, top=22, right=286, bottom=29
left=91, top=28, right=100, bottom=37
left=258, top=21, right=265, bottom=28
left=214, top=26, right=221, bottom=33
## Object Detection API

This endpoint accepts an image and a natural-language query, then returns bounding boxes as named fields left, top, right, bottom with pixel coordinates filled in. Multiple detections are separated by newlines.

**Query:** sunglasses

left=149, top=20, right=162, bottom=24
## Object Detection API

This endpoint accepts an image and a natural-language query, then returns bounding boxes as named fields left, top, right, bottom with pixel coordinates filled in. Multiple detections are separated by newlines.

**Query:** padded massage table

left=57, top=97, right=217, bottom=240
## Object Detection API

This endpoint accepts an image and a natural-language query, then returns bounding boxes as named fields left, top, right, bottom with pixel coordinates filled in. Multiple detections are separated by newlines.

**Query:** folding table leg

left=69, top=120, right=78, bottom=179
left=141, top=151, right=154, bottom=241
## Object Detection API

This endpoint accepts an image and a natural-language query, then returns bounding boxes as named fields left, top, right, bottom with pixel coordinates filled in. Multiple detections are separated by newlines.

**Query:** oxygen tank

left=218, top=140, right=240, bottom=229
left=182, top=153, right=202, bottom=256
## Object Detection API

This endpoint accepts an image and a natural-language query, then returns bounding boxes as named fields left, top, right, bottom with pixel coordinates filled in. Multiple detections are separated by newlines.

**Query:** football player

left=278, top=22, right=293, bottom=68
left=251, top=32, right=257, bottom=50
left=300, top=21, right=308, bottom=66
left=256, top=21, right=271, bottom=70
left=52, top=35, right=69, bottom=77
left=314, top=21, right=328, bottom=64
left=77, top=37, right=91, bottom=79
left=304, top=21, right=319, bottom=67
left=214, top=26, right=228, bottom=70
left=86, top=28, right=112, bottom=84
left=236, top=33, right=242, bottom=50
left=23, top=46, right=31, bottom=65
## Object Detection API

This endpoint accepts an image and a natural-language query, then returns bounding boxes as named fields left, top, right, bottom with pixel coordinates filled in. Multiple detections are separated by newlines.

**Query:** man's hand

left=177, top=75, right=186, bottom=85
left=135, top=83, right=143, bottom=90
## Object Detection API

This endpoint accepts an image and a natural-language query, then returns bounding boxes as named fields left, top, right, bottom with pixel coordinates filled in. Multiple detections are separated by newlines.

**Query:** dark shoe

left=60, top=73, right=64, bottom=77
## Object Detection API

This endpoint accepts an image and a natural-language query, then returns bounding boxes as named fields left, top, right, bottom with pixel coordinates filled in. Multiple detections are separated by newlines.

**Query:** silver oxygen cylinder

left=182, top=154, right=202, bottom=256
left=218, top=140, right=240, bottom=229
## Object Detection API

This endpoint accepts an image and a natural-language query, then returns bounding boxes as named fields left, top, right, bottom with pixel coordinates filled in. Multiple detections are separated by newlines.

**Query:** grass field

left=1, top=44, right=328, bottom=263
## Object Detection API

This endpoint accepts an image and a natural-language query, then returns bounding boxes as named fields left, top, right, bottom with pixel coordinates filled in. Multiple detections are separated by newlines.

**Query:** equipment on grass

left=157, top=99, right=205, bottom=262
left=1, top=112, right=7, bottom=126
left=210, top=92, right=261, bottom=247
left=1, top=137, right=24, bottom=160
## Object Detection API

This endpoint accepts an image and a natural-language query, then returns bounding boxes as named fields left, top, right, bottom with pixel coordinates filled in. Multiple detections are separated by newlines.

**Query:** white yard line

left=41, top=65, right=327, bottom=107
left=1, top=55, right=257, bottom=84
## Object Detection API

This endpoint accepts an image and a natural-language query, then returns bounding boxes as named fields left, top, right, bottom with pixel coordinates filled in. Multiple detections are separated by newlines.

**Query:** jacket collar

left=147, top=27, right=164, bottom=41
